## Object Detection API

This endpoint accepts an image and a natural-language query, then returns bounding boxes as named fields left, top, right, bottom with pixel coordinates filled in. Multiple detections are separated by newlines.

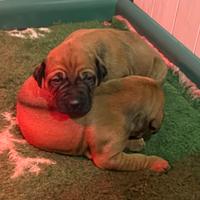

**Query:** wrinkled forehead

left=44, top=46, right=95, bottom=77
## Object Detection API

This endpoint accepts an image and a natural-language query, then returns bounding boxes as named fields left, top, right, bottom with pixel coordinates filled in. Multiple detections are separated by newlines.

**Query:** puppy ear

left=95, top=58, right=107, bottom=86
left=33, top=61, right=46, bottom=88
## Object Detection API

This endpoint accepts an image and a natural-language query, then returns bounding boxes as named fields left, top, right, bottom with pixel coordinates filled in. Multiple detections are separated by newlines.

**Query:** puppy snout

left=56, top=95, right=91, bottom=118
left=68, top=99, right=81, bottom=109
left=66, top=96, right=90, bottom=118
left=54, top=84, right=92, bottom=118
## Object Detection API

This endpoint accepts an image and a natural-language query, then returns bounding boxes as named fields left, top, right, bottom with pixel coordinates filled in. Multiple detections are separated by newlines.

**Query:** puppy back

left=94, top=75, right=164, bottom=114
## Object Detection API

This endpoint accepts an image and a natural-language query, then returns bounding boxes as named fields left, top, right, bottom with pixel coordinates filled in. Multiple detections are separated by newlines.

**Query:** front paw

left=149, top=156, right=170, bottom=172
left=127, top=138, right=145, bottom=152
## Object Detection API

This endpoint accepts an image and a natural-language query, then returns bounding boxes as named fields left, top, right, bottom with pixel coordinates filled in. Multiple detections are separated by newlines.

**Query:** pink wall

left=134, top=0, right=200, bottom=58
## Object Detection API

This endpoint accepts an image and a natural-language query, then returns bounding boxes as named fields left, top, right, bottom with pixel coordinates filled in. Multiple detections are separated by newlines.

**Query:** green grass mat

left=0, top=19, right=199, bottom=200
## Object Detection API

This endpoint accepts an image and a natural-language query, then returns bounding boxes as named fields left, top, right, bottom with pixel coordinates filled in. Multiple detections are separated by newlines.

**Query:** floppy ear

left=33, top=61, right=46, bottom=88
left=95, top=58, right=107, bottom=86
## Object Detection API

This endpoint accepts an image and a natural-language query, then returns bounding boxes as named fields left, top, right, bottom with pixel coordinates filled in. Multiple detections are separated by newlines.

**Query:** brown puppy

left=33, top=28, right=167, bottom=118
left=17, top=75, right=169, bottom=172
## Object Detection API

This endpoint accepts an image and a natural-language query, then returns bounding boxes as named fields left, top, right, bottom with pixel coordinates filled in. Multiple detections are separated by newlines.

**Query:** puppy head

left=33, top=57, right=107, bottom=118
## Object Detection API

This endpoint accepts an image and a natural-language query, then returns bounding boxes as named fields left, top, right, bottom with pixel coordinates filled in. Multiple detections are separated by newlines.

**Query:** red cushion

left=16, top=76, right=85, bottom=154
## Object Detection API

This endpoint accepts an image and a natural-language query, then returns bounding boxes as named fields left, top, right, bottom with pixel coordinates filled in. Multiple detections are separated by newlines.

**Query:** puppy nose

left=69, top=99, right=80, bottom=109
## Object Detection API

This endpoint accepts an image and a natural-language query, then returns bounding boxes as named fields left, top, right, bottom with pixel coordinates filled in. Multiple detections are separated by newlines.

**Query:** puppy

left=33, top=28, right=168, bottom=117
left=17, top=75, right=169, bottom=172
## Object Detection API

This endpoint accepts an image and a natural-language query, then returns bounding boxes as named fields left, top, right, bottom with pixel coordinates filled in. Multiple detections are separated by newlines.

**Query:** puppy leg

left=89, top=120, right=169, bottom=172
left=126, top=138, right=145, bottom=152
left=93, top=152, right=169, bottom=172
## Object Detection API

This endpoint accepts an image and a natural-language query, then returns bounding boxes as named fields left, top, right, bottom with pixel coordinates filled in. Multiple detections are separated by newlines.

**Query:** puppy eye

left=51, top=77, right=62, bottom=83
left=49, top=73, right=66, bottom=86
left=81, top=72, right=96, bottom=85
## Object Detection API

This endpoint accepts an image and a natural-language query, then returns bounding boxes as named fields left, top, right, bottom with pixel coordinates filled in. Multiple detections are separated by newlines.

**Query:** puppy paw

left=127, top=138, right=145, bottom=152
left=149, top=157, right=170, bottom=172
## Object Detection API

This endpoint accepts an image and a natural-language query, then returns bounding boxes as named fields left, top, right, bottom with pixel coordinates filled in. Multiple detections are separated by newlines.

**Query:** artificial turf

left=0, top=19, right=199, bottom=200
